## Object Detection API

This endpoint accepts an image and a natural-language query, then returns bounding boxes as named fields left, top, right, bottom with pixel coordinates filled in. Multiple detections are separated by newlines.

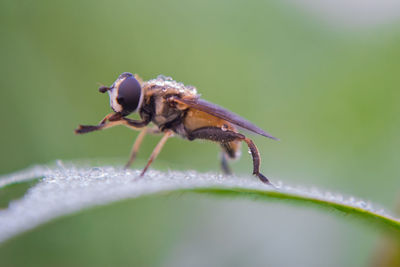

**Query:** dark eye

left=117, top=76, right=142, bottom=115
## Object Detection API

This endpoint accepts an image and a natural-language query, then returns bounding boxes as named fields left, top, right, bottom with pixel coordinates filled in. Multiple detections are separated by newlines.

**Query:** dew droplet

left=356, top=200, right=367, bottom=208
left=274, top=181, right=283, bottom=189
left=89, top=167, right=105, bottom=179
left=56, top=160, right=66, bottom=169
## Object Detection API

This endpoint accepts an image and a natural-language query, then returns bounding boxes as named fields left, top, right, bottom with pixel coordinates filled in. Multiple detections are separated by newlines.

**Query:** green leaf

left=0, top=164, right=399, bottom=244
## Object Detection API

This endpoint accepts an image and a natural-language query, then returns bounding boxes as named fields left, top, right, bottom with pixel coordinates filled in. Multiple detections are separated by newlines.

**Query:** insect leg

left=242, top=137, right=271, bottom=185
left=75, top=114, right=149, bottom=134
left=140, top=131, right=173, bottom=176
left=124, top=128, right=148, bottom=169
left=219, top=141, right=241, bottom=175
left=98, top=112, right=122, bottom=124
left=124, top=126, right=162, bottom=169
left=74, top=113, right=120, bottom=133
left=220, top=152, right=232, bottom=175
left=188, top=127, right=271, bottom=185
left=75, top=120, right=125, bottom=134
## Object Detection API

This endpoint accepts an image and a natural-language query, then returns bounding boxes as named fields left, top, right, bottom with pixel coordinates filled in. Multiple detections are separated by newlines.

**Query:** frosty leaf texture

left=0, top=163, right=399, bottom=243
left=0, top=165, right=50, bottom=189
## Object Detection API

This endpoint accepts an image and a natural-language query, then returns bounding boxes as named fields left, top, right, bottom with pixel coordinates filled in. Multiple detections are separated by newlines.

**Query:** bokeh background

left=1, top=0, right=400, bottom=266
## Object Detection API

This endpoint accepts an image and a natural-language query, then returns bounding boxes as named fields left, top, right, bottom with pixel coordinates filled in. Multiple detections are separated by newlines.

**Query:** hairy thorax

left=140, top=75, right=199, bottom=135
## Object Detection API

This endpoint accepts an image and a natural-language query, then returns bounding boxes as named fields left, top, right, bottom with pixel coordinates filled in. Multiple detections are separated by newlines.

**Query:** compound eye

left=116, top=76, right=142, bottom=115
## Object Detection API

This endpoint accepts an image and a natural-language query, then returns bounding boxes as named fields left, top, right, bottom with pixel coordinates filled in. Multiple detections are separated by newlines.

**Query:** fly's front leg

left=189, top=127, right=271, bottom=185
left=75, top=113, right=122, bottom=134
left=75, top=113, right=149, bottom=134
left=99, top=112, right=118, bottom=124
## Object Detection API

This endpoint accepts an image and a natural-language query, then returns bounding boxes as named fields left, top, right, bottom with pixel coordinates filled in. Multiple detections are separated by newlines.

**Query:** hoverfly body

left=75, top=73, right=278, bottom=184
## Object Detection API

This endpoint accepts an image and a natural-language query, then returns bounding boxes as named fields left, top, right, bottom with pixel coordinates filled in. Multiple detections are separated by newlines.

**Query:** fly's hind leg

left=219, top=141, right=241, bottom=175
left=220, top=152, right=232, bottom=175
left=242, top=137, right=271, bottom=185
left=188, top=127, right=271, bottom=185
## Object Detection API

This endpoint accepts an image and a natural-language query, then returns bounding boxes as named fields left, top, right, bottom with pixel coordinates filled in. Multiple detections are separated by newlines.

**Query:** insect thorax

left=141, top=75, right=198, bottom=131
left=143, top=75, right=198, bottom=97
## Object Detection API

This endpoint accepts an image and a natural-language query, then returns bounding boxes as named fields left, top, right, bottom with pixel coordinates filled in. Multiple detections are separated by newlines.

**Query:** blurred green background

left=1, top=0, right=400, bottom=266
